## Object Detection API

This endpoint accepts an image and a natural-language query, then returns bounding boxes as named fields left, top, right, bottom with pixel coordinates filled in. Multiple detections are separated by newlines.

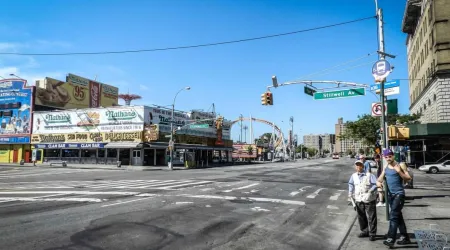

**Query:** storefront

left=0, top=79, right=33, bottom=163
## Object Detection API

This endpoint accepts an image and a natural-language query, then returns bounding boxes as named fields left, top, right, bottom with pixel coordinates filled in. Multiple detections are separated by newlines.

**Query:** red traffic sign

left=371, top=102, right=387, bottom=117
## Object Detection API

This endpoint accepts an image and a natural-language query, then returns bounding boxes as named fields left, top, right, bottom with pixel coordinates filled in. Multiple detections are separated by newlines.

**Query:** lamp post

left=168, top=86, right=191, bottom=170
left=289, top=116, right=294, bottom=160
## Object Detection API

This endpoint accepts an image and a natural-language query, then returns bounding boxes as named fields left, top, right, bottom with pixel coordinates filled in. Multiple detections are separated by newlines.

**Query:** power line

left=1, top=16, right=376, bottom=56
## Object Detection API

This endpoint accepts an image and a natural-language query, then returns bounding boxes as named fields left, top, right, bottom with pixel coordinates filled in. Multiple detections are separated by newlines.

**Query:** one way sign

left=371, top=102, right=387, bottom=117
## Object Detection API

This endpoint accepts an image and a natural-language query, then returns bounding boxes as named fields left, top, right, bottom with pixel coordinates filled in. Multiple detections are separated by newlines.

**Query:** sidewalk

left=340, top=170, right=450, bottom=250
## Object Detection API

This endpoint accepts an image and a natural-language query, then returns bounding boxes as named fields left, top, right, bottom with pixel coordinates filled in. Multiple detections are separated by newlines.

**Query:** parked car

left=332, top=154, right=339, bottom=159
left=419, top=160, right=450, bottom=174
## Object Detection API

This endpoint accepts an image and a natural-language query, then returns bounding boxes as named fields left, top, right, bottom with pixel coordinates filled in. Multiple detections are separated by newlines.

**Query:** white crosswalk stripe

left=0, top=179, right=214, bottom=191
left=0, top=169, right=103, bottom=179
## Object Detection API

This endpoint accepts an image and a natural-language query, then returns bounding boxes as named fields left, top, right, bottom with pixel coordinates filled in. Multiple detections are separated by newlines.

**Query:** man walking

left=348, top=160, right=378, bottom=241
left=377, top=149, right=412, bottom=247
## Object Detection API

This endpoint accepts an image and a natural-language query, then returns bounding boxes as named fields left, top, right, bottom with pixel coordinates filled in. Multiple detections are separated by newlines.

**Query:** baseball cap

left=354, top=160, right=364, bottom=166
left=383, top=149, right=394, bottom=156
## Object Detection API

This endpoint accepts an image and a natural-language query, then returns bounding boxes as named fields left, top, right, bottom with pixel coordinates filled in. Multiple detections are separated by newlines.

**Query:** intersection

left=0, top=160, right=356, bottom=250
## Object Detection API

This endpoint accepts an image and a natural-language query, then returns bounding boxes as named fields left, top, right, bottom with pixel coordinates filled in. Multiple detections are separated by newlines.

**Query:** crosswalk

left=0, top=168, right=102, bottom=179
left=0, top=178, right=352, bottom=215
left=0, top=179, right=214, bottom=190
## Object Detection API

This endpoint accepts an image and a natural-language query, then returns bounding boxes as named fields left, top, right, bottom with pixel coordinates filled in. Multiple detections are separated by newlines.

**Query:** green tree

left=323, top=149, right=330, bottom=154
left=358, top=148, right=365, bottom=154
left=307, top=148, right=318, bottom=157
left=340, top=113, right=421, bottom=146
left=346, top=149, right=353, bottom=156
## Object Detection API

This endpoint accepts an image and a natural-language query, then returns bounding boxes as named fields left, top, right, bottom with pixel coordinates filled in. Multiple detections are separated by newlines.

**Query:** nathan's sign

left=31, top=131, right=143, bottom=144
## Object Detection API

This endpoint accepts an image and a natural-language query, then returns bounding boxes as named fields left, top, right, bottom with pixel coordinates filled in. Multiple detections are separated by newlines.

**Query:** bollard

left=117, top=161, right=122, bottom=168
left=20, top=159, right=25, bottom=165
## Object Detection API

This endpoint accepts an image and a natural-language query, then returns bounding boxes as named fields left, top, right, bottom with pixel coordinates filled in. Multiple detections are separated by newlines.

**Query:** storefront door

left=132, top=149, right=142, bottom=165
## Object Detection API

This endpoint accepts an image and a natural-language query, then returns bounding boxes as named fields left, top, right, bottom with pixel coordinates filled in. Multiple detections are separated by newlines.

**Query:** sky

left=0, top=0, right=410, bottom=143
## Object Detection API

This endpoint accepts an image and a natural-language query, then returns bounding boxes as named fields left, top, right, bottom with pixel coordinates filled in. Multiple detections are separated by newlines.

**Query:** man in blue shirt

left=349, top=160, right=378, bottom=241
left=377, top=149, right=412, bottom=247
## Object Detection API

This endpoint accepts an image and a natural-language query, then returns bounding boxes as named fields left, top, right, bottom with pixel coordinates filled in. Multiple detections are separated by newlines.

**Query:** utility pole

left=290, top=116, right=294, bottom=160
left=376, top=2, right=390, bottom=221
left=243, top=125, right=248, bottom=143
left=239, top=114, right=243, bottom=143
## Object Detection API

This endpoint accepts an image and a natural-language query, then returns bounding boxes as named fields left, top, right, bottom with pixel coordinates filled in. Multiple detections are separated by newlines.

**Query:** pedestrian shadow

left=409, top=195, right=449, bottom=199
left=412, top=187, right=450, bottom=192
left=404, top=204, right=429, bottom=207
left=408, top=217, right=450, bottom=221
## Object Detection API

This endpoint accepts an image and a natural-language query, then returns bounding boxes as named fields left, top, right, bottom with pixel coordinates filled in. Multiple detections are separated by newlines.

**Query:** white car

left=419, top=160, right=450, bottom=174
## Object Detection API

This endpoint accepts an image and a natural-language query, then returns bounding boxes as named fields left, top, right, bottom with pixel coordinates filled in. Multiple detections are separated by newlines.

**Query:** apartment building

left=402, top=0, right=450, bottom=123
left=334, top=118, right=366, bottom=154
left=303, top=133, right=335, bottom=153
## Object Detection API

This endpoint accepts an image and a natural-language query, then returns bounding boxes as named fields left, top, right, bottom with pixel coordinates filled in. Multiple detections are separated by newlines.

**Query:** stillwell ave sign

left=314, top=88, right=366, bottom=100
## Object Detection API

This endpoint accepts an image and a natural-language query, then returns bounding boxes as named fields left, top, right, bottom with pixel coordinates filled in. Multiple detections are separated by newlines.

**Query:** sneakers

left=397, top=236, right=411, bottom=245
left=376, top=202, right=385, bottom=207
left=369, top=235, right=376, bottom=241
left=383, top=238, right=395, bottom=247
left=358, top=232, right=369, bottom=238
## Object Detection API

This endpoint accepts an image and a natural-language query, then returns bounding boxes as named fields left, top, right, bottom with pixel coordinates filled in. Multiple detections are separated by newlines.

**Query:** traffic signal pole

left=376, top=5, right=390, bottom=222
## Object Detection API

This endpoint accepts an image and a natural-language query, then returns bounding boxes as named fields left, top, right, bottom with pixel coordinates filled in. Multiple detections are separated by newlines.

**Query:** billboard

left=67, top=74, right=119, bottom=108
left=0, top=80, right=33, bottom=143
left=31, top=131, right=142, bottom=144
left=34, top=74, right=119, bottom=110
left=232, top=144, right=257, bottom=158
left=32, top=106, right=146, bottom=134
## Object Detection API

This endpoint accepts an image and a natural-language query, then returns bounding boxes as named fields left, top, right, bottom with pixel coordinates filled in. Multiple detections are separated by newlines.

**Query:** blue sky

left=0, top=0, right=410, bottom=143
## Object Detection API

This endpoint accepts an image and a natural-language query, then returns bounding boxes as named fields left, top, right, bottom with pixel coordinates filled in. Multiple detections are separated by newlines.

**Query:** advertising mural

left=232, top=144, right=257, bottom=159
left=0, top=80, right=33, bottom=143
left=34, top=74, right=118, bottom=110
left=31, top=131, right=142, bottom=144
left=32, top=106, right=146, bottom=134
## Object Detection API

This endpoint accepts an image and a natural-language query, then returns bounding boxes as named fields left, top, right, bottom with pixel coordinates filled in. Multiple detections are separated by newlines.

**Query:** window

left=428, top=99, right=431, bottom=105
left=434, top=94, right=437, bottom=101
left=424, top=103, right=427, bottom=110
left=428, top=4, right=433, bottom=24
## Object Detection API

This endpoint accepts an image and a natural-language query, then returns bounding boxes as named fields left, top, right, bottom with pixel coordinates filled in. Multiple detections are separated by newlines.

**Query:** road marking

left=0, top=191, right=140, bottom=195
left=223, top=183, right=259, bottom=193
left=307, top=188, right=326, bottom=199
left=101, top=197, right=153, bottom=207
left=0, top=197, right=105, bottom=202
left=179, top=194, right=306, bottom=205
left=289, top=191, right=300, bottom=197
left=330, top=190, right=345, bottom=200
left=299, top=186, right=312, bottom=192
left=251, top=207, right=270, bottom=212
left=155, top=181, right=213, bottom=190
left=327, top=205, right=339, bottom=210
left=175, top=201, right=193, bottom=205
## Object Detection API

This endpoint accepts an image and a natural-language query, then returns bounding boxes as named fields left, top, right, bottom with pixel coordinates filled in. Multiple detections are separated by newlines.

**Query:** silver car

left=419, top=160, right=450, bottom=174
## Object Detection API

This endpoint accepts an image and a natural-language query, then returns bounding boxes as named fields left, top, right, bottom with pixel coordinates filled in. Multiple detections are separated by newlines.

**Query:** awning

left=104, top=142, right=142, bottom=148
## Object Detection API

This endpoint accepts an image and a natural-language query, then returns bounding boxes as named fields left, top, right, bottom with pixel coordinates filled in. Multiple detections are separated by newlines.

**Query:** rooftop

left=401, top=0, right=422, bottom=34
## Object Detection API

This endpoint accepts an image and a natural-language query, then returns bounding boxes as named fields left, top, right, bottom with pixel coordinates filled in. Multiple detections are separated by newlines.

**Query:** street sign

left=304, top=86, right=316, bottom=96
left=189, top=124, right=209, bottom=129
left=370, top=80, right=399, bottom=91
left=371, top=102, right=387, bottom=117
left=375, top=86, right=400, bottom=96
left=314, top=88, right=365, bottom=100
left=372, top=60, right=391, bottom=82
left=386, top=99, right=398, bottom=114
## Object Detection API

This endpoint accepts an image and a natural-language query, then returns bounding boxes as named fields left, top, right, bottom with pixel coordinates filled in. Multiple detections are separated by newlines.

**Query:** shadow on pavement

left=408, top=217, right=450, bottom=221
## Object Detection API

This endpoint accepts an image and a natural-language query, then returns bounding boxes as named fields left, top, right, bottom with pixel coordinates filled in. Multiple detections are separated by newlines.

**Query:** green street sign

left=314, top=88, right=365, bottom=100
left=189, top=124, right=209, bottom=129
left=304, top=86, right=316, bottom=96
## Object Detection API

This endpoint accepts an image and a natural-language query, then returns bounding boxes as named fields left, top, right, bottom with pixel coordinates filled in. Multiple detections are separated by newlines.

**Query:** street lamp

left=168, top=86, right=191, bottom=170
left=9, top=74, right=26, bottom=81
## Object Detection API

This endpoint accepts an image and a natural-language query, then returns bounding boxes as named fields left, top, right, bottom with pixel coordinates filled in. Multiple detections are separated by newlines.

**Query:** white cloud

left=139, top=84, right=149, bottom=90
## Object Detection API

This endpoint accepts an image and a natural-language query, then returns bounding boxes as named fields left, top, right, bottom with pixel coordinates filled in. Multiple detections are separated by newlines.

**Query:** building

left=402, top=0, right=450, bottom=123
left=303, top=133, right=335, bottom=153
left=31, top=106, right=233, bottom=166
left=334, top=118, right=366, bottom=154
left=0, top=79, right=33, bottom=163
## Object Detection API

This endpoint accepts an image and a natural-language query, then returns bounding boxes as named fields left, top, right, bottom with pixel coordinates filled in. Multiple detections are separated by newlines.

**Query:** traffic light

left=266, top=92, right=273, bottom=105
left=261, top=93, right=267, bottom=105
left=261, top=92, right=273, bottom=105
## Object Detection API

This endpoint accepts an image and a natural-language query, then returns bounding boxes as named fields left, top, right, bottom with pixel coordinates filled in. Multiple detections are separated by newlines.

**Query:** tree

left=358, top=148, right=365, bottom=154
left=307, top=148, right=318, bottom=157
left=346, top=149, right=353, bottom=156
left=323, top=149, right=330, bottom=154
left=340, top=113, right=421, bottom=146
left=246, top=145, right=254, bottom=155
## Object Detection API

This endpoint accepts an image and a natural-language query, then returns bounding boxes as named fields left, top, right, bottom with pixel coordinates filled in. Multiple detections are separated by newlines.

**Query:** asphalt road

left=0, top=159, right=357, bottom=250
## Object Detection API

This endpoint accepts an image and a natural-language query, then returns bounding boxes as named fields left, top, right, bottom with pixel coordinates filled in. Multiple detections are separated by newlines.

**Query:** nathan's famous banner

left=35, top=74, right=118, bottom=109
left=30, top=131, right=142, bottom=144
left=32, top=106, right=145, bottom=134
